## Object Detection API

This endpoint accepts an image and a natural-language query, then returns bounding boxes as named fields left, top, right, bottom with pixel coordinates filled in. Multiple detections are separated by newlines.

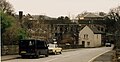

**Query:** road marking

left=88, top=50, right=111, bottom=62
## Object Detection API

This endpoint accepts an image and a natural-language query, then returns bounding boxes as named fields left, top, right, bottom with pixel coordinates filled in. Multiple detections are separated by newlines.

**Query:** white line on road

left=88, top=50, right=111, bottom=62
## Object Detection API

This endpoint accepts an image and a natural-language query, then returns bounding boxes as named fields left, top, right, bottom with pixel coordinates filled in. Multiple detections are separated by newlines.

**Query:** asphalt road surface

left=3, top=46, right=113, bottom=62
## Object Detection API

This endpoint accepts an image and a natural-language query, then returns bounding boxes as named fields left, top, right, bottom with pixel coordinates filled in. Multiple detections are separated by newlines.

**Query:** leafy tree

left=105, top=6, right=120, bottom=33
left=1, top=11, right=13, bottom=33
left=2, top=24, right=27, bottom=45
left=57, top=16, right=64, bottom=20
left=65, top=16, right=70, bottom=20
left=64, top=16, right=71, bottom=23
left=99, top=12, right=106, bottom=16
left=1, top=12, right=27, bottom=45
left=108, top=6, right=120, bottom=49
left=0, top=0, right=27, bottom=45
left=57, top=16, right=71, bottom=24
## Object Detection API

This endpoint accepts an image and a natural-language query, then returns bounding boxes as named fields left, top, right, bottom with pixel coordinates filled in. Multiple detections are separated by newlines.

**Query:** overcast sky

left=8, top=0, right=120, bottom=18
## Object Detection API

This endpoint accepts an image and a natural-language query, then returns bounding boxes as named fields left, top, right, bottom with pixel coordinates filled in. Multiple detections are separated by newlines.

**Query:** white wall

left=79, top=26, right=94, bottom=47
left=79, top=26, right=102, bottom=47
left=94, top=34, right=101, bottom=47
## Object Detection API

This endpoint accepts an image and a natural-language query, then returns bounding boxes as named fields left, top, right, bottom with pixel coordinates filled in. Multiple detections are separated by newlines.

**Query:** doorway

left=82, top=41, right=85, bottom=47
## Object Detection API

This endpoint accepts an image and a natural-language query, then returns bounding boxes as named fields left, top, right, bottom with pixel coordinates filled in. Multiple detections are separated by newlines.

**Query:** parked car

left=19, top=39, right=49, bottom=58
left=48, top=44, right=62, bottom=55
left=105, top=42, right=111, bottom=47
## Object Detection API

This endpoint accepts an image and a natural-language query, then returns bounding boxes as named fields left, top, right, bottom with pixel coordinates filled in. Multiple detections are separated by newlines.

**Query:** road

left=3, top=46, right=113, bottom=62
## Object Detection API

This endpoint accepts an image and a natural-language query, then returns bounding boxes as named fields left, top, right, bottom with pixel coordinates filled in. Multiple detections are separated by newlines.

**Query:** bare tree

left=76, top=11, right=88, bottom=20
left=0, top=0, right=14, bottom=13
left=108, top=6, right=120, bottom=27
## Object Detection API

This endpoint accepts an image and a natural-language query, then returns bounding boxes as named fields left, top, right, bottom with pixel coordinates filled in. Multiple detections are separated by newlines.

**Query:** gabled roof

left=77, top=12, right=103, bottom=18
left=84, top=13, right=103, bottom=18
left=87, top=25, right=105, bottom=34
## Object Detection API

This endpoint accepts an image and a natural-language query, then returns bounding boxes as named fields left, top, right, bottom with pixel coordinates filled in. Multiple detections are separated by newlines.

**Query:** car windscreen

left=19, top=40, right=35, bottom=49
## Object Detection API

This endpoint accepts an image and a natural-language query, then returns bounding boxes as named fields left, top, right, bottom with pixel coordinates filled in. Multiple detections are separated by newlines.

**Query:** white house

left=79, top=25, right=103, bottom=47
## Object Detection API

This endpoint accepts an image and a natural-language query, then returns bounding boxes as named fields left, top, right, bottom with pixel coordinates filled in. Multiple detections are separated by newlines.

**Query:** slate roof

left=84, top=13, right=103, bottom=18
left=77, top=12, right=103, bottom=18
left=88, top=25, right=105, bottom=34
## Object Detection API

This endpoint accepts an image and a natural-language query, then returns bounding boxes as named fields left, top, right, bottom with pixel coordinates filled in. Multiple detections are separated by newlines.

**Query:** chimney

left=19, top=11, right=23, bottom=20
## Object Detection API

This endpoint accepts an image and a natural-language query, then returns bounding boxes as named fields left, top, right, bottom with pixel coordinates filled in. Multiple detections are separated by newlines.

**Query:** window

left=20, top=40, right=35, bottom=48
left=97, top=27, right=100, bottom=31
left=29, top=41, right=33, bottom=46
left=87, top=42, right=90, bottom=46
left=84, top=34, right=88, bottom=39
left=101, top=28, right=104, bottom=31
left=37, top=40, right=46, bottom=48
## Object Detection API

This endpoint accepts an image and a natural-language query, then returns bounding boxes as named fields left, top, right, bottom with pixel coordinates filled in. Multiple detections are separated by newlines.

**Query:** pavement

left=1, top=55, right=20, bottom=61
left=1, top=49, right=115, bottom=62
left=92, top=50, right=115, bottom=62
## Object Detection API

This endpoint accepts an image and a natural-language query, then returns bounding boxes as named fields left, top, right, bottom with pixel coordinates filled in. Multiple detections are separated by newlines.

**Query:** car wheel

left=59, top=52, right=62, bottom=54
left=45, top=52, right=49, bottom=57
left=35, top=55, right=39, bottom=58
left=45, top=54, right=48, bottom=57
left=54, top=51, right=57, bottom=55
